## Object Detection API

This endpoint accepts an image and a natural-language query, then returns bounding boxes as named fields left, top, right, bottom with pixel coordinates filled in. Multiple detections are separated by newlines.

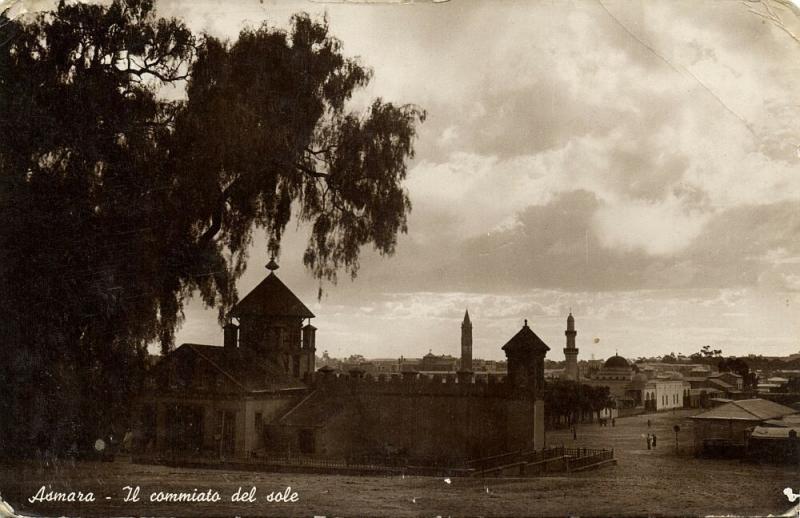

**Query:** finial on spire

left=463, top=308, right=471, bottom=324
left=524, top=319, right=528, bottom=327
left=266, top=257, right=279, bottom=272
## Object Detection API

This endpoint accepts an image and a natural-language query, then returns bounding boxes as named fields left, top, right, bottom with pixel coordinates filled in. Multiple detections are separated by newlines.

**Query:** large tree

left=0, top=0, right=424, bottom=455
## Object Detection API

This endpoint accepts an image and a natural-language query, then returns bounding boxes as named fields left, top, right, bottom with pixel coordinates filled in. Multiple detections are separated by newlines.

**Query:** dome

left=604, top=355, right=630, bottom=370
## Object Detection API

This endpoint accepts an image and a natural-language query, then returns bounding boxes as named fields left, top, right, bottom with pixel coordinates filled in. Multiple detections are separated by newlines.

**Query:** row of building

left=329, top=311, right=750, bottom=416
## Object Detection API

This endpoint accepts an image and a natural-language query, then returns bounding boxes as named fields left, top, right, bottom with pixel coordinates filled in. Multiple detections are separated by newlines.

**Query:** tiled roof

left=691, top=398, right=798, bottom=421
left=230, top=273, right=314, bottom=319
left=501, top=323, right=550, bottom=354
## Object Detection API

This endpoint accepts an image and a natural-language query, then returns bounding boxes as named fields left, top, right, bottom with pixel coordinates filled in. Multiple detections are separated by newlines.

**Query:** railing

left=565, top=448, right=614, bottom=471
left=466, top=445, right=614, bottom=476
left=136, top=445, right=614, bottom=476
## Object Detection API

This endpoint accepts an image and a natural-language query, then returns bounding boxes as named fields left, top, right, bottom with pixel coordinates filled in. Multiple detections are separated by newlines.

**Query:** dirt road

left=1, top=410, right=797, bottom=516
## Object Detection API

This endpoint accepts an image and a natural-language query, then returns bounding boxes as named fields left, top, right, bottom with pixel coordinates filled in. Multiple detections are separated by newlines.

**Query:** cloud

left=163, top=0, right=800, bottom=358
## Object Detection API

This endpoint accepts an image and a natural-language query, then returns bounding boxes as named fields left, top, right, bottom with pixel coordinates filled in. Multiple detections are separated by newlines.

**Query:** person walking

left=652, top=434, right=657, bottom=448
left=612, top=418, right=616, bottom=427
left=647, top=418, right=651, bottom=428
left=646, top=434, right=652, bottom=450
left=573, top=426, right=577, bottom=440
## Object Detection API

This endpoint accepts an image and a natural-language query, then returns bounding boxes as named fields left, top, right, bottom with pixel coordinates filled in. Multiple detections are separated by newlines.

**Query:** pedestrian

left=647, top=419, right=651, bottom=428
left=652, top=434, right=657, bottom=448
left=612, top=418, right=616, bottom=427
left=573, top=427, right=577, bottom=440
left=646, top=434, right=651, bottom=450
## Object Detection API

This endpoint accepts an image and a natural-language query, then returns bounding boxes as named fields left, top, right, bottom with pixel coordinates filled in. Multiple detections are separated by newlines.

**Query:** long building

left=134, top=262, right=549, bottom=462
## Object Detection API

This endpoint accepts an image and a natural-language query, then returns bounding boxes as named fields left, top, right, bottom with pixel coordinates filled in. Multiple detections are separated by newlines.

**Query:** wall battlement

left=312, top=371, right=536, bottom=399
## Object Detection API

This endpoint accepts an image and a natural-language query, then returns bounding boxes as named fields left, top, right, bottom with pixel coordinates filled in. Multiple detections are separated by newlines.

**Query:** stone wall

left=266, top=373, right=543, bottom=464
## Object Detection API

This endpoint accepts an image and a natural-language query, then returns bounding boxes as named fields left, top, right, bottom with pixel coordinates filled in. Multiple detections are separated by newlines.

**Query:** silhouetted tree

left=661, top=352, right=677, bottom=364
left=0, top=0, right=423, bottom=455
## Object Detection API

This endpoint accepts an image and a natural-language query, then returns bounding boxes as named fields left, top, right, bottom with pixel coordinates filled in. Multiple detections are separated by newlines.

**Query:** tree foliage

left=0, top=0, right=423, bottom=455
left=543, top=380, right=613, bottom=427
left=718, top=356, right=758, bottom=390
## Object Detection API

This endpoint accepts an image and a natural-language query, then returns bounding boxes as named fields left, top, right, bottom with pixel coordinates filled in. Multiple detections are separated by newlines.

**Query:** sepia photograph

left=1, top=0, right=799, bottom=516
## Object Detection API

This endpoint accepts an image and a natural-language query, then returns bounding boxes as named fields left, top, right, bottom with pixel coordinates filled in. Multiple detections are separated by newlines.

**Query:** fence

left=135, top=445, right=614, bottom=477
left=564, top=448, right=615, bottom=472
left=467, top=445, right=614, bottom=477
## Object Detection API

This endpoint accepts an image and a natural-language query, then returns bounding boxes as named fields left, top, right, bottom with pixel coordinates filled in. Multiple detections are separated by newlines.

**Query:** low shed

left=747, top=426, right=800, bottom=464
left=689, top=398, right=797, bottom=456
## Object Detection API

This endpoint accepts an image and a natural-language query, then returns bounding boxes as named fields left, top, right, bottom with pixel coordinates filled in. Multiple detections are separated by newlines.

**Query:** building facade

left=135, top=266, right=549, bottom=462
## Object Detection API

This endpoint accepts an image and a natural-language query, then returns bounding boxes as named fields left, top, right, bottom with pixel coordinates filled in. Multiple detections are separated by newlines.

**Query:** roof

left=230, top=273, right=314, bottom=319
left=160, top=343, right=308, bottom=393
left=707, top=378, right=735, bottom=390
left=750, top=426, right=800, bottom=440
left=501, top=321, right=550, bottom=355
left=604, top=355, right=630, bottom=370
left=277, top=390, right=348, bottom=427
left=691, top=399, right=798, bottom=422
left=764, top=415, right=800, bottom=427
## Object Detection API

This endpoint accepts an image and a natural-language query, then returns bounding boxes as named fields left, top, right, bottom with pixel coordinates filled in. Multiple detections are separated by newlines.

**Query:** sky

left=15, top=0, right=800, bottom=362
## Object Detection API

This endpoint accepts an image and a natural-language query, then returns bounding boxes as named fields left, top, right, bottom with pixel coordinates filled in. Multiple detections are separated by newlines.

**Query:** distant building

left=585, top=353, right=690, bottom=411
left=561, top=312, right=579, bottom=381
left=419, top=351, right=458, bottom=372
left=461, top=309, right=472, bottom=372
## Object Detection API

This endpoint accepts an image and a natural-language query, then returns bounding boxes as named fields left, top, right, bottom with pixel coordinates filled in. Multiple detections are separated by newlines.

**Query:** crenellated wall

left=312, top=371, right=519, bottom=398
left=265, top=371, right=544, bottom=463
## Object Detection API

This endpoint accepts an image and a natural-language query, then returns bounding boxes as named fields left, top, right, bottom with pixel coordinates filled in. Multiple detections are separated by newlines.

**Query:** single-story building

left=690, top=398, right=798, bottom=456
left=747, top=426, right=800, bottom=464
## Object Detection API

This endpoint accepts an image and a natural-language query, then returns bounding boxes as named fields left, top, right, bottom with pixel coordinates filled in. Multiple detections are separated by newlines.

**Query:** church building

left=134, top=261, right=550, bottom=462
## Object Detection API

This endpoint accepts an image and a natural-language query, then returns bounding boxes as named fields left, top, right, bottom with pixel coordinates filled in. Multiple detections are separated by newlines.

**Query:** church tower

left=229, top=259, right=317, bottom=380
left=460, top=309, right=473, bottom=372
left=563, top=312, right=579, bottom=380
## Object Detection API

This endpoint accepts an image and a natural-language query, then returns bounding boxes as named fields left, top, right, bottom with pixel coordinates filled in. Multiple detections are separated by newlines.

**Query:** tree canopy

left=0, top=0, right=424, bottom=454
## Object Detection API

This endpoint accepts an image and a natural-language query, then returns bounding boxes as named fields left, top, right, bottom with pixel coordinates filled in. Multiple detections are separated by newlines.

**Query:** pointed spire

left=463, top=309, right=471, bottom=324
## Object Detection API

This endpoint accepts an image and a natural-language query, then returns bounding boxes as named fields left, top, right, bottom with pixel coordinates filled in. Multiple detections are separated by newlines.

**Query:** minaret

left=460, top=309, right=473, bottom=372
left=563, top=312, right=579, bottom=380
